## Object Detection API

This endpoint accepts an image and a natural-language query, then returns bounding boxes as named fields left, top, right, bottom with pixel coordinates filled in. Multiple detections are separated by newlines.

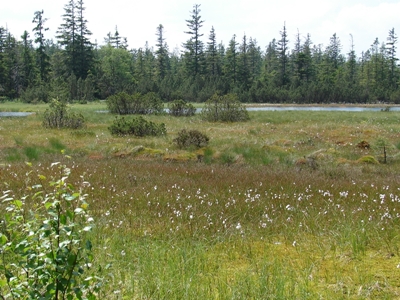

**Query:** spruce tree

left=319, top=33, right=343, bottom=85
left=57, top=0, right=93, bottom=80
left=386, top=28, right=398, bottom=89
left=112, top=26, right=121, bottom=48
left=346, top=34, right=357, bottom=85
left=277, top=22, right=289, bottom=86
left=371, top=38, right=379, bottom=84
left=291, top=30, right=302, bottom=86
left=326, top=33, right=342, bottom=69
left=301, top=34, right=313, bottom=83
left=263, top=39, right=279, bottom=86
left=20, top=31, right=37, bottom=90
left=155, top=24, right=169, bottom=80
left=238, top=34, right=251, bottom=90
left=0, top=27, right=8, bottom=96
left=183, top=4, right=204, bottom=77
left=3, top=32, right=19, bottom=98
left=57, top=0, right=77, bottom=77
left=32, top=10, right=50, bottom=82
left=75, top=0, right=94, bottom=79
left=224, top=35, right=238, bottom=87
left=247, top=37, right=262, bottom=81
left=206, top=26, right=218, bottom=76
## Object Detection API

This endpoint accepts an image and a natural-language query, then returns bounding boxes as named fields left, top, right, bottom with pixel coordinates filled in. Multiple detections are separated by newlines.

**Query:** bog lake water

left=245, top=106, right=400, bottom=112
left=0, top=112, right=34, bottom=117
left=1, top=106, right=400, bottom=117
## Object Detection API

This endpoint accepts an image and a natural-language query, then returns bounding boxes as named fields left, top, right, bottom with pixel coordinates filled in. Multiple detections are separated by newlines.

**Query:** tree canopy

left=0, top=1, right=399, bottom=104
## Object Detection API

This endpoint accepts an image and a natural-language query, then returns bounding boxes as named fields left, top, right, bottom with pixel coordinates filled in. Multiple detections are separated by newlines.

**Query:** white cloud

left=325, top=2, right=400, bottom=53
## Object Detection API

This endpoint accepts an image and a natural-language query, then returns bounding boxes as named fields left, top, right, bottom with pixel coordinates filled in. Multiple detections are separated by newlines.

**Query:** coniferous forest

left=1, top=1, right=399, bottom=104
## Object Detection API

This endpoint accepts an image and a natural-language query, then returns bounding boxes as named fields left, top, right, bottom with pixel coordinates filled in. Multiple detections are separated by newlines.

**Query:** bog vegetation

left=1, top=102, right=400, bottom=298
left=108, top=116, right=166, bottom=137
left=173, top=129, right=210, bottom=149
left=201, top=93, right=250, bottom=122
left=106, top=92, right=164, bottom=115
left=168, top=100, right=196, bottom=117
left=42, top=99, right=85, bottom=129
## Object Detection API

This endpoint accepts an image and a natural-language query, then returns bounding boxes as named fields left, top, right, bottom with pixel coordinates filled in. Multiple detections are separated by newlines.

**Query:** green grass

left=1, top=102, right=400, bottom=298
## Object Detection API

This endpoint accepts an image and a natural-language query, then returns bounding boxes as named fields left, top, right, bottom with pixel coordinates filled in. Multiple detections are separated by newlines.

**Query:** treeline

left=1, top=2, right=399, bottom=103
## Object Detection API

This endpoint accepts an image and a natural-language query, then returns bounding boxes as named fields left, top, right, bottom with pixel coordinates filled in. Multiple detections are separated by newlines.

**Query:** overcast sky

left=2, top=0, right=400, bottom=56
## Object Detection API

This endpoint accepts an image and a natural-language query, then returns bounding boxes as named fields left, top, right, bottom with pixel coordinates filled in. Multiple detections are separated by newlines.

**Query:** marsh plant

left=106, top=92, right=164, bottom=115
left=201, top=93, right=250, bottom=122
left=0, top=160, right=103, bottom=299
left=42, top=99, right=85, bottom=129
left=173, top=129, right=209, bottom=149
left=168, top=100, right=196, bottom=117
left=108, top=116, right=166, bottom=137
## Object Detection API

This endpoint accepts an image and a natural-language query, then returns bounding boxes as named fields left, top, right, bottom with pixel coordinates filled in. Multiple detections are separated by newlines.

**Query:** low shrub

left=107, top=92, right=164, bottom=115
left=201, top=93, right=250, bottom=122
left=173, top=129, right=209, bottom=149
left=42, top=99, right=85, bottom=129
left=108, top=116, right=166, bottom=137
left=168, top=100, right=196, bottom=116
left=106, top=92, right=133, bottom=115
left=141, top=92, right=164, bottom=115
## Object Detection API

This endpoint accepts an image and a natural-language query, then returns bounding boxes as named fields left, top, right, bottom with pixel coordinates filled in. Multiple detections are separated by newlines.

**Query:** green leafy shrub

left=107, top=92, right=164, bottom=115
left=0, top=161, right=103, bottom=299
left=106, top=92, right=132, bottom=115
left=168, top=100, right=196, bottom=116
left=173, top=129, right=209, bottom=149
left=201, top=93, right=250, bottom=122
left=108, top=116, right=166, bottom=137
left=42, top=99, right=85, bottom=129
left=140, top=92, right=164, bottom=115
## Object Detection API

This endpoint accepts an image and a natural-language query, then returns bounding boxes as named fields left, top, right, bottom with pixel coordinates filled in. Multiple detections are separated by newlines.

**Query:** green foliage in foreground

left=42, top=99, right=85, bottom=129
left=106, top=92, right=164, bottom=115
left=201, top=93, right=250, bottom=122
left=108, top=116, right=166, bottom=137
left=0, top=160, right=104, bottom=299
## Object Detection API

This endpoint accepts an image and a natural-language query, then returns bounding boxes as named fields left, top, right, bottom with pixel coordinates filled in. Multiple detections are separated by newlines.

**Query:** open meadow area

left=2, top=102, right=400, bottom=298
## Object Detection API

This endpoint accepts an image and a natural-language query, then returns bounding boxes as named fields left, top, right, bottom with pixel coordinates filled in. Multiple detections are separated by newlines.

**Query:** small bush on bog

left=108, top=116, right=166, bottom=137
left=201, top=93, right=250, bottom=122
left=173, top=129, right=209, bottom=149
left=168, top=100, right=196, bottom=117
left=42, top=99, right=85, bottom=129
left=106, top=92, right=164, bottom=115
